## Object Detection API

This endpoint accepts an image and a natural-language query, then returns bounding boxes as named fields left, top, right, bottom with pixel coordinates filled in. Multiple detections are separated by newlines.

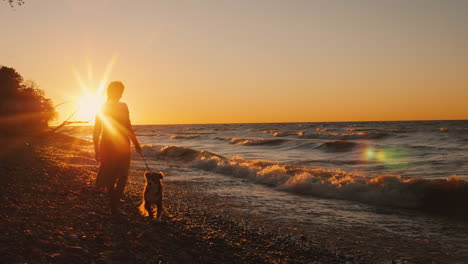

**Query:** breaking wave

left=141, top=145, right=468, bottom=211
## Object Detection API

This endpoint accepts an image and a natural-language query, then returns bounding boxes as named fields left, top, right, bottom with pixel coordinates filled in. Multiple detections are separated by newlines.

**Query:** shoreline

left=0, top=133, right=351, bottom=263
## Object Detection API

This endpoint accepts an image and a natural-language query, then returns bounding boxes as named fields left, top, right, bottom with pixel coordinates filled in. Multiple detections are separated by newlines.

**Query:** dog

left=139, top=171, right=164, bottom=219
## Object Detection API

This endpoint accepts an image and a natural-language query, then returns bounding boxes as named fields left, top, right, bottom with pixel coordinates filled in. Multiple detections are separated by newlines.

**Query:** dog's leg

left=156, top=199, right=163, bottom=219
left=138, top=201, right=148, bottom=217
left=145, top=202, right=153, bottom=219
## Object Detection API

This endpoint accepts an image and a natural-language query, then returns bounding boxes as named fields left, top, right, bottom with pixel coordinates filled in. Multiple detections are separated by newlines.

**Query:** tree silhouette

left=2, top=0, right=24, bottom=7
left=0, top=66, right=56, bottom=134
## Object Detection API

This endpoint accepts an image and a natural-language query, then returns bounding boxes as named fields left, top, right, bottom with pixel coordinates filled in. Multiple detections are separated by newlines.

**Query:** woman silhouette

left=93, top=81, right=142, bottom=214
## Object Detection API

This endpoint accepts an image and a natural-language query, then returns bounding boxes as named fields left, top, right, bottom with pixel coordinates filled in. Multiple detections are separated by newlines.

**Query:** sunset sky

left=1, top=0, right=467, bottom=124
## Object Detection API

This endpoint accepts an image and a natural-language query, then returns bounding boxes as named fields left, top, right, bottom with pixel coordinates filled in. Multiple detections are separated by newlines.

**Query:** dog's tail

left=138, top=200, right=149, bottom=217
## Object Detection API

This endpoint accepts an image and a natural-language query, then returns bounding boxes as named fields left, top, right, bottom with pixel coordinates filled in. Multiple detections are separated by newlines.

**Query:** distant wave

left=229, top=138, right=287, bottom=146
left=213, top=126, right=236, bottom=131
left=135, top=133, right=166, bottom=137
left=170, top=134, right=202, bottom=140
left=182, top=127, right=205, bottom=131
left=317, top=140, right=359, bottom=152
left=344, top=127, right=404, bottom=133
left=406, top=144, right=466, bottom=152
left=174, top=131, right=217, bottom=135
left=263, top=129, right=303, bottom=137
left=299, top=131, right=389, bottom=140
left=216, top=136, right=287, bottom=146
left=141, top=145, right=468, bottom=211
left=293, top=159, right=374, bottom=166
left=293, top=142, right=321, bottom=149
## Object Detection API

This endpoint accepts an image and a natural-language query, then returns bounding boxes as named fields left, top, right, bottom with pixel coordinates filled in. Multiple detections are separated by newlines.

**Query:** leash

left=139, top=152, right=151, bottom=171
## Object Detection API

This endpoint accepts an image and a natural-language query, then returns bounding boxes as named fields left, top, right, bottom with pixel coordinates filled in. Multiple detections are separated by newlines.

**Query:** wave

left=263, top=129, right=303, bottom=137
left=142, top=145, right=223, bottom=161
left=299, top=131, right=390, bottom=140
left=170, top=134, right=202, bottom=140
left=293, top=159, right=374, bottom=166
left=344, top=127, right=407, bottom=133
left=182, top=127, right=205, bottom=131
left=406, top=144, right=466, bottom=152
left=141, top=145, right=468, bottom=211
left=293, top=142, right=321, bottom=149
left=135, top=133, right=166, bottom=137
left=229, top=138, right=287, bottom=146
left=173, top=131, right=217, bottom=135
left=317, top=140, right=359, bottom=152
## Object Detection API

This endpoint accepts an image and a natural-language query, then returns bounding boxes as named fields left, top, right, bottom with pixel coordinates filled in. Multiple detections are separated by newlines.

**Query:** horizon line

left=134, top=118, right=468, bottom=126
left=55, top=118, right=468, bottom=127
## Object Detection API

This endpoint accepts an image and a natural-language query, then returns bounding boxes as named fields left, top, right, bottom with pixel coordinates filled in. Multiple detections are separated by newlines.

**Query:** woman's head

left=107, top=81, right=125, bottom=100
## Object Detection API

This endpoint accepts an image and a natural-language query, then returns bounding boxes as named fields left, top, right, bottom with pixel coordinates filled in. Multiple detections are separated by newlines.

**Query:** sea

left=68, top=120, right=468, bottom=262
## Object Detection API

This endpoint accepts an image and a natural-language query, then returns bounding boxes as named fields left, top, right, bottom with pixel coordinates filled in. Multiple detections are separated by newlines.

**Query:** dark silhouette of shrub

left=2, top=0, right=24, bottom=7
left=0, top=66, right=56, bottom=134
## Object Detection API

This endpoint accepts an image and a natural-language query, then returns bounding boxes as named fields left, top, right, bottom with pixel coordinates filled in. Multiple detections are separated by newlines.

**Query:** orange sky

left=1, top=0, right=467, bottom=124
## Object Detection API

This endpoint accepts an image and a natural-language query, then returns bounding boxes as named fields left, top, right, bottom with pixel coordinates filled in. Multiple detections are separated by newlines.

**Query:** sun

left=77, top=92, right=105, bottom=121
left=72, top=54, right=118, bottom=123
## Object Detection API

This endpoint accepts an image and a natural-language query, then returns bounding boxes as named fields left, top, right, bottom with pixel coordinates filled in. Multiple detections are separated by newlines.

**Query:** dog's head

left=145, top=171, right=164, bottom=184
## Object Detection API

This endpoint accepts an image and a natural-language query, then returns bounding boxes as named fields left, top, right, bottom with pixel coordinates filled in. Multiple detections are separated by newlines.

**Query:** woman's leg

left=110, top=153, right=130, bottom=214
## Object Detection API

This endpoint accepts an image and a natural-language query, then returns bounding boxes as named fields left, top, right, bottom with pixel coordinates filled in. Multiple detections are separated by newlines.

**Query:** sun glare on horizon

left=72, top=55, right=118, bottom=123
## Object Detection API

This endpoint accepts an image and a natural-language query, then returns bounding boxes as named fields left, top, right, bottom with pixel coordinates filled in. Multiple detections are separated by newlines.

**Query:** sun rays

left=72, top=54, right=118, bottom=122
left=72, top=54, right=130, bottom=147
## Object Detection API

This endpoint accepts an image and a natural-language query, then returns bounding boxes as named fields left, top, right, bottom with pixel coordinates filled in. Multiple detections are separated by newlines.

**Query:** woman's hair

left=107, top=81, right=125, bottom=99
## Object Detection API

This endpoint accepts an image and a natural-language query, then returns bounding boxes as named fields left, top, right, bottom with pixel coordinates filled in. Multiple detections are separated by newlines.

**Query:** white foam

left=142, top=145, right=468, bottom=209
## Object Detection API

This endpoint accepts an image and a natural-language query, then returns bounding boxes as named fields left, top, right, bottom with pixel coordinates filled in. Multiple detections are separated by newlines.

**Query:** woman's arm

left=93, top=115, right=102, bottom=161
left=123, top=103, right=142, bottom=154
left=129, top=132, right=142, bottom=154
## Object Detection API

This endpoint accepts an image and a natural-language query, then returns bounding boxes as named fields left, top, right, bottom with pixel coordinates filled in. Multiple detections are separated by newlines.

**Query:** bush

left=0, top=66, right=56, bottom=135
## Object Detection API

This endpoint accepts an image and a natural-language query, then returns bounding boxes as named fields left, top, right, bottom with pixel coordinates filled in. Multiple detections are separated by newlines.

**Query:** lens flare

left=377, top=150, right=386, bottom=162
left=364, top=147, right=377, bottom=160
left=363, top=146, right=409, bottom=169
